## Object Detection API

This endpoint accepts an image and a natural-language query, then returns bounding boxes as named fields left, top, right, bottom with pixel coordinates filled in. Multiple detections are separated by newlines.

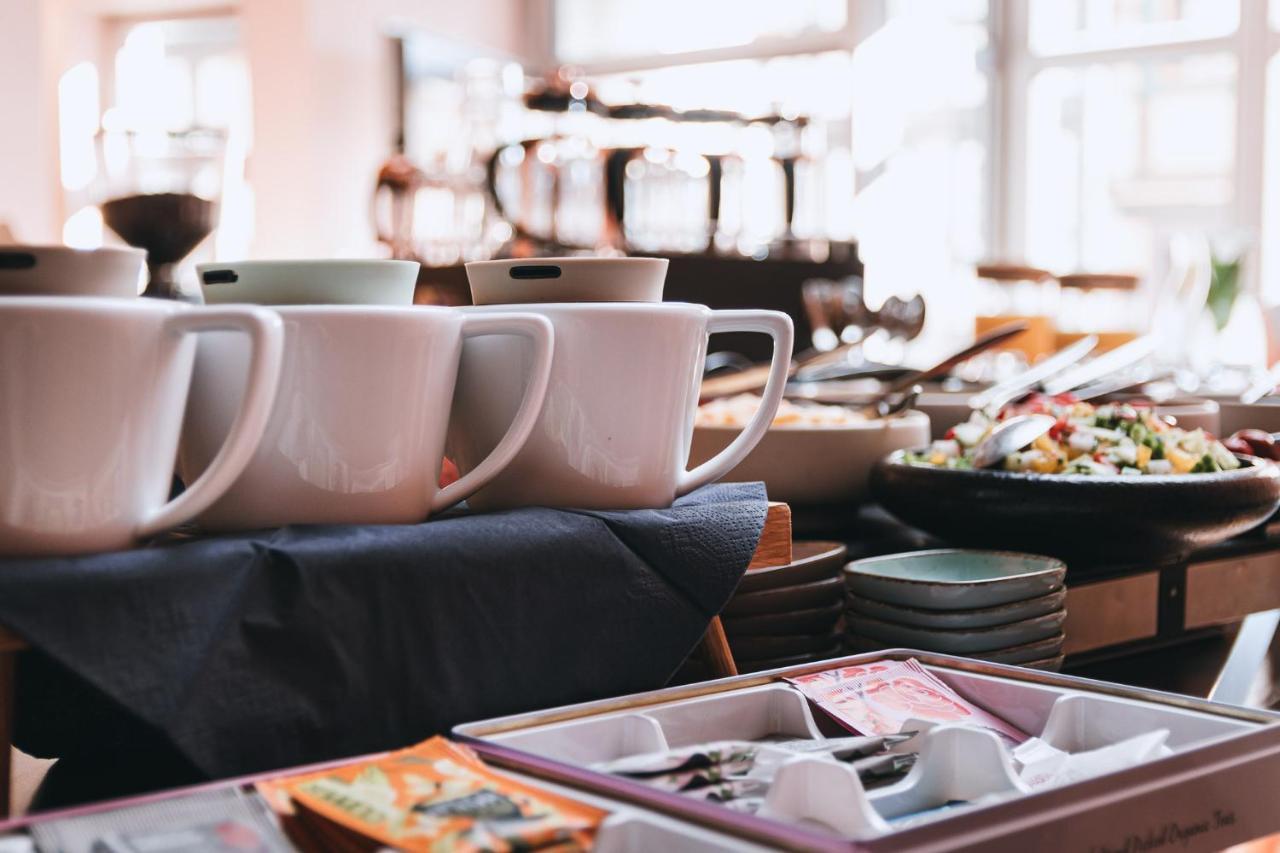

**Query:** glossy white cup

left=196, top=259, right=419, bottom=306
left=179, top=306, right=554, bottom=529
left=0, top=245, right=145, bottom=297
left=0, top=297, right=283, bottom=556
left=466, top=257, right=667, bottom=304
left=448, top=303, right=793, bottom=509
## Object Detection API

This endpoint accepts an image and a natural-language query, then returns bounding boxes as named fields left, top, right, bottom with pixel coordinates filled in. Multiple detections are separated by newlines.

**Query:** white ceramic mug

left=178, top=306, right=554, bottom=529
left=448, top=303, right=793, bottom=509
left=0, top=297, right=283, bottom=556
left=0, top=245, right=145, bottom=297
left=466, top=257, right=667, bottom=304
left=196, top=259, right=420, bottom=306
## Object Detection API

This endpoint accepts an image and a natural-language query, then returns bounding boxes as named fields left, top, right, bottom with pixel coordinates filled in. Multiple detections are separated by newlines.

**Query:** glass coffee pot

left=95, top=128, right=226, bottom=302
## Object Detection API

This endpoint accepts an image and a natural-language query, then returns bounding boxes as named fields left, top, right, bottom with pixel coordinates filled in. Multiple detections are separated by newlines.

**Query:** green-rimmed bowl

left=843, top=549, right=1065, bottom=610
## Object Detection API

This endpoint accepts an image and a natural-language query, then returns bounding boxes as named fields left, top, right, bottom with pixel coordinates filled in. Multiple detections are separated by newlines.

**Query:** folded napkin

left=0, top=482, right=767, bottom=801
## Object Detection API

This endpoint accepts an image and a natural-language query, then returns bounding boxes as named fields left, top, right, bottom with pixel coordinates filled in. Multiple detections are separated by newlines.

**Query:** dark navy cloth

left=0, top=482, right=766, bottom=789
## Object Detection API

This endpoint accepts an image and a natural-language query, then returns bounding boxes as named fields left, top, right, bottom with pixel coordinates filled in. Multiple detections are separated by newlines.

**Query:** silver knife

left=1041, top=335, right=1157, bottom=397
left=968, top=334, right=1098, bottom=412
left=1070, top=363, right=1158, bottom=402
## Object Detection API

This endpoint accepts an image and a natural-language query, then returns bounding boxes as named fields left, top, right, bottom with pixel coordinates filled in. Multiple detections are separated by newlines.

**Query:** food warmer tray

left=454, top=650, right=1280, bottom=852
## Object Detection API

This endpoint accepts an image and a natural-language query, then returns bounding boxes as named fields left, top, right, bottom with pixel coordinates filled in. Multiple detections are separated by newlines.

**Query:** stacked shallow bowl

left=842, top=549, right=1068, bottom=670
left=722, top=542, right=847, bottom=673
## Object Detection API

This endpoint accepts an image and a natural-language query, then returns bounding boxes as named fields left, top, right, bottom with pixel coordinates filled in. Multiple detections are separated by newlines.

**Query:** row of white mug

left=0, top=251, right=794, bottom=558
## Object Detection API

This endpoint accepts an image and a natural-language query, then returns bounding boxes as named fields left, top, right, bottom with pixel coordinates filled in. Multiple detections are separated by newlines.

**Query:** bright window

left=554, top=0, right=848, bottom=64
left=1029, top=0, right=1238, bottom=56
left=1024, top=53, right=1237, bottom=272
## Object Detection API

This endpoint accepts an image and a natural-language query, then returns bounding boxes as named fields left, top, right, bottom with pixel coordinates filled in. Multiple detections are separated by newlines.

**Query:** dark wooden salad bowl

left=871, top=451, right=1280, bottom=567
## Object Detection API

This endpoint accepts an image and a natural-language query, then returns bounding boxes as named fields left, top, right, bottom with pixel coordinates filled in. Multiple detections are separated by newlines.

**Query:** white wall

left=0, top=1, right=55, bottom=242
left=0, top=0, right=528, bottom=255
left=242, top=0, right=529, bottom=258
left=0, top=0, right=102, bottom=243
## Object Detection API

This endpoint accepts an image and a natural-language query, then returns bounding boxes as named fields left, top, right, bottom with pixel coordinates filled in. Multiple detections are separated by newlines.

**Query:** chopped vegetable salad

left=908, top=394, right=1241, bottom=476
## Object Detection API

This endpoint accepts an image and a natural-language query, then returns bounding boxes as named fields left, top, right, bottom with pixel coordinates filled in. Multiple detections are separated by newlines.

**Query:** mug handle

left=430, top=313, right=554, bottom=514
left=676, top=309, right=794, bottom=497
left=135, top=306, right=284, bottom=538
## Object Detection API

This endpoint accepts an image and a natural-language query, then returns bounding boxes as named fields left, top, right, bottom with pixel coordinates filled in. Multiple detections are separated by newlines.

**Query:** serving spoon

left=971, top=414, right=1057, bottom=469
left=700, top=321, right=1027, bottom=402
left=967, top=335, right=1098, bottom=412
left=860, top=384, right=922, bottom=420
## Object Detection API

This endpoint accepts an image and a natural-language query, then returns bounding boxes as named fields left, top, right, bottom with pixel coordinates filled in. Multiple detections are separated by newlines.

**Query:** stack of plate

left=722, top=541, right=847, bottom=673
left=842, top=549, right=1068, bottom=670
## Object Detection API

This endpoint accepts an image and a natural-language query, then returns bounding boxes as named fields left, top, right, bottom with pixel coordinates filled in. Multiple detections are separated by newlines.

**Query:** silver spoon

left=967, top=334, right=1098, bottom=412
left=971, top=414, right=1056, bottom=469
left=860, top=385, right=921, bottom=420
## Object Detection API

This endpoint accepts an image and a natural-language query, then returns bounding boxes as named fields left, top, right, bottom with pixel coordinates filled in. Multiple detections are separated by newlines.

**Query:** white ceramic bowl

left=0, top=244, right=144, bottom=297
left=1217, top=399, right=1280, bottom=436
left=1103, top=395, right=1220, bottom=435
left=465, top=257, right=667, bottom=305
left=687, top=410, right=931, bottom=505
left=197, top=259, right=419, bottom=305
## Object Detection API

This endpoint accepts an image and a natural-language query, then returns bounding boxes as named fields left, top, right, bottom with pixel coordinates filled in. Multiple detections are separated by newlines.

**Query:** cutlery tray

left=455, top=650, right=1280, bottom=852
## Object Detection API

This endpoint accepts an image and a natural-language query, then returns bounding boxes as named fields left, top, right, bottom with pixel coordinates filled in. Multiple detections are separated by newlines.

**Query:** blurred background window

left=554, top=0, right=850, bottom=65
left=548, top=0, right=993, bottom=359
left=15, top=0, right=1280, bottom=364
left=1028, top=0, right=1239, bottom=56
left=1010, top=1, right=1265, bottom=289
left=1024, top=53, right=1237, bottom=273
left=57, top=13, right=251, bottom=274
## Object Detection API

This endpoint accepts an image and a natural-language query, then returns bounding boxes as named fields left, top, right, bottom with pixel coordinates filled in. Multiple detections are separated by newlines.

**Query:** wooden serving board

left=748, top=502, right=792, bottom=569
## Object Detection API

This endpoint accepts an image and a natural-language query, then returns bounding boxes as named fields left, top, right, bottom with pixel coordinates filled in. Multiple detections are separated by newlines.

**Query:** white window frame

left=993, top=0, right=1280, bottom=293
left=536, top=0, right=868, bottom=75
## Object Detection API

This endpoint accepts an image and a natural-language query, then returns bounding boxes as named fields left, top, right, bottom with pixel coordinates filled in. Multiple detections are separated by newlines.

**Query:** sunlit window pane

left=1261, top=53, right=1280, bottom=303
left=195, top=54, right=251, bottom=133
left=1029, top=0, right=1238, bottom=55
left=58, top=62, right=99, bottom=192
left=555, top=0, right=848, bottom=63
left=591, top=52, right=854, bottom=121
left=1025, top=54, right=1236, bottom=272
left=850, top=4, right=992, bottom=351
left=888, top=0, right=988, bottom=25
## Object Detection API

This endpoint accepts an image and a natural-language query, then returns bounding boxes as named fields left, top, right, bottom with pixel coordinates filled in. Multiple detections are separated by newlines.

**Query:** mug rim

left=464, top=257, right=668, bottom=270
left=0, top=295, right=180, bottom=313
left=262, top=303, right=458, bottom=317
left=0, top=244, right=145, bottom=260
left=196, top=259, right=420, bottom=271
left=460, top=301, right=706, bottom=314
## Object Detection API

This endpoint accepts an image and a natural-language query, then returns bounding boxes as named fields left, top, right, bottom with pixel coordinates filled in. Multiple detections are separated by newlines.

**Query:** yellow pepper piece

left=929, top=452, right=947, bottom=465
left=1167, top=447, right=1195, bottom=474
left=1136, top=445, right=1152, bottom=468
left=1033, top=435, right=1057, bottom=455
left=1029, top=453, right=1060, bottom=474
